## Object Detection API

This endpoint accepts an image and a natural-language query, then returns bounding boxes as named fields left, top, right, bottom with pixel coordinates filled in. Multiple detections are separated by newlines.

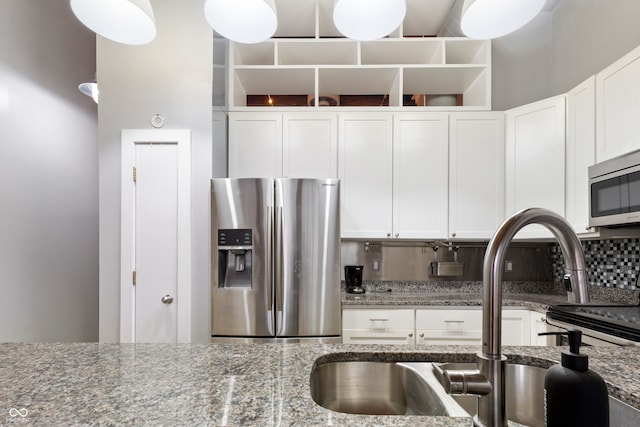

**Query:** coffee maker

left=345, top=265, right=365, bottom=294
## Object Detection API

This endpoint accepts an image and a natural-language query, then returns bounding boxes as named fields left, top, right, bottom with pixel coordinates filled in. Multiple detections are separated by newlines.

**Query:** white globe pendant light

left=204, top=0, right=277, bottom=44
left=460, top=0, right=545, bottom=40
left=333, top=0, right=406, bottom=41
left=70, top=0, right=156, bottom=45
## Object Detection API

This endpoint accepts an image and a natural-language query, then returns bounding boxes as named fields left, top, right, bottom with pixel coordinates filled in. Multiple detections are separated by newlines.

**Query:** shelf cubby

left=226, top=0, right=491, bottom=109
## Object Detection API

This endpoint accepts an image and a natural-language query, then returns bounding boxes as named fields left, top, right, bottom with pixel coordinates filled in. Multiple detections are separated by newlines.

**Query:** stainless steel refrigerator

left=210, top=178, right=341, bottom=342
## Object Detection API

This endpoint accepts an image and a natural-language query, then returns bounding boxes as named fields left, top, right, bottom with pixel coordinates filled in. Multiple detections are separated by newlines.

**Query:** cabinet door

left=502, top=309, right=531, bottom=346
left=228, top=112, right=282, bottom=178
left=283, top=113, right=338, bottom=178
left=342, top=308, right=415, bottom=345
left=393, top=113, right=449, bottom=239
left=530, top=311, right=553, bottom=346
left=566, top=76, right=596, bottom=235
left=596, top=44, right=640, bottom=162
left=415, top=309, right=482, bottom=345
left=449, top=112, right=505, bottom=239
left=505, top=95, right=566, bottom=239
left=339, top=113, right=393, bottom=238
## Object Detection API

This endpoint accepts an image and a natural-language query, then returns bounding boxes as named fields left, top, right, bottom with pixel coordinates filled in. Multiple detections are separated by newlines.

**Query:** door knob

left=161, top=294, right=174, bottom=304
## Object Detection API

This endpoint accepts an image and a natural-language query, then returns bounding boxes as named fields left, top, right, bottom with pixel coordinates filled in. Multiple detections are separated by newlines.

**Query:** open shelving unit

left=227, top=0, right=491, bottom=110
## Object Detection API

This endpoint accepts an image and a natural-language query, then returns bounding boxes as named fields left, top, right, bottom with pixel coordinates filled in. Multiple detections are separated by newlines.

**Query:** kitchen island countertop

left=2, top=342, right=639, bottom=426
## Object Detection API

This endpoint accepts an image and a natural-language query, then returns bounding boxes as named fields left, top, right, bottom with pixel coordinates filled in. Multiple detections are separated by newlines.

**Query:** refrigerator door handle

left=275, top=205, right=284, bottom=335
left=267, top=205, right=275, bottom=335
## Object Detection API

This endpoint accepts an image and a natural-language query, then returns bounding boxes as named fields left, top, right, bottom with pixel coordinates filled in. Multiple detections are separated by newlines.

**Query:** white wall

left=0, top=0, right=98, bottom=341
left=98, top=0, right=213, bottom=342
left=492, top=11, right=553, bottom=111
left=493, top=0, right=640, bottom=110
left=551, top=0, right=640, bottom=94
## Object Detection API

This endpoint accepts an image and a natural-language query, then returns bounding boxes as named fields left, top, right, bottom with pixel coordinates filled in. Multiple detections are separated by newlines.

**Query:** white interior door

left=121, top=130, right=191, bottom=343
left=135, top=143, right=179, bottom=342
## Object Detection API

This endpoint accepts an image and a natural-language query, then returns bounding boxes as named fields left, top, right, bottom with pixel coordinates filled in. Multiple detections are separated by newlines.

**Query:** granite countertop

left=1, top=342, right=639, bottom=426
left=341, top=280, right=640, bottom=309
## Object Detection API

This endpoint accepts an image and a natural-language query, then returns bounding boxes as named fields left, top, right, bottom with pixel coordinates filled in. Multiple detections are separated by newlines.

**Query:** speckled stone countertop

left=341, top=280, right=640, bottom=309
left=1, top=342, right=639, bottom=426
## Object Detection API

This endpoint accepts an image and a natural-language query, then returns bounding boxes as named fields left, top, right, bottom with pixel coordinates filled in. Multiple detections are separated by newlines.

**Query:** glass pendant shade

left=70, top=0, right=156, bottom=45
left=460, top=0, right=545, bottom=40
left=78, top=82, right=99, bottom=104
left=204, top=0, right=277, bottom=44
left=333, top=0, right=406, bottom=41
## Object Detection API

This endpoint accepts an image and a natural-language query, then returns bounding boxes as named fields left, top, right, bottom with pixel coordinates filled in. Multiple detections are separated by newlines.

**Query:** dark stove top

left=548, top=304, right=640, bottom=342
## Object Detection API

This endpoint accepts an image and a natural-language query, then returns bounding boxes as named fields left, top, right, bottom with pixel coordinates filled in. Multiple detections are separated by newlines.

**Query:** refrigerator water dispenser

left=217, top=228, right=252, bottom=288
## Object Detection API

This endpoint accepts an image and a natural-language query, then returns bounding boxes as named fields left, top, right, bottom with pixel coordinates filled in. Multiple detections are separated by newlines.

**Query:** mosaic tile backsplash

left=552, top=238, right=640, bottom=289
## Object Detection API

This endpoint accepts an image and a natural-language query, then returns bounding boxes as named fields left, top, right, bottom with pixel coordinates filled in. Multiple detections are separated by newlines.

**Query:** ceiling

left=272, top=0, right=563, bottom=39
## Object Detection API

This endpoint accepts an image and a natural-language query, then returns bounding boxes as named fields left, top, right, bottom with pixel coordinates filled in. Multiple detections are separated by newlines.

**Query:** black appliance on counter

left=547, top=304, right=640, bottom=346
left=345, top=265, right=364, bottom=294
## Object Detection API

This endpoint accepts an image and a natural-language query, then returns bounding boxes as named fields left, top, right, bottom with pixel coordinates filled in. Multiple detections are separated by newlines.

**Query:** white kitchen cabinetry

left=343, top=307, right=537, bottom=346
left=449, top=112, right=505, bottom=239
left=228, top=112, right=338, bottom=178
left=415, top=308, right=481, bottom=345
left=282, top=112, right=338, bottom=178
left=229, top=112, right=282, bottom=178
left=596, top=44, right=640, bottom=162
left=339, top=113, right=393, bottom=238
left=530, top=310, right=552, bottom=346
left=415, top=308, right=531, bottom=346
left=228, top=1, right=491, bottom=110
left=501, top=309, right=531, bottom=346
left=565, top=76, right=596, bottom=235
left=342, top=308, right=415, bottom=345
left=505, top=95, right=566, bottom=239
left=393, top=113, right=449, bottom=239
left=339, top=113, right=449, bottom=239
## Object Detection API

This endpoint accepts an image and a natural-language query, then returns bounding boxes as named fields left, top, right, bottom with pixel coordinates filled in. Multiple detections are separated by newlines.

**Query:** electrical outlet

left=372, top=259, right=380, bottom=271
left=505, top=260, right=513, bottom=272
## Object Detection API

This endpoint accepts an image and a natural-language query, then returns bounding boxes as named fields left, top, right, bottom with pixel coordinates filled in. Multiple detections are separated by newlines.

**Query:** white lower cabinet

left=416, top=309, right=481, bottom=345
left=342, top=308, right=415, bottom=345
left=343, top=307, right=541, bottom=346
left=530, top=310, right=552, bottom=346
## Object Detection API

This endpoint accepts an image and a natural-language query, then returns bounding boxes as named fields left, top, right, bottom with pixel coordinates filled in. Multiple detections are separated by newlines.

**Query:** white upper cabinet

left=505, top=95, right=566, bottom=239
left=339, top=113, right=393, bottom=238
left=228, top=112, right=282, bottom=178
left=596, top=44, right=640, bottom=162
left=566, top=76, right=596, bottom=235
left=282, top=112, right=338, bottom=178
left=393, top=113, right=449, bottom=239
left=228, top=112, right=338, bottom=178
left=339, top=112, right=449, bottom=239
left=449, top=112, right=505, bottom=239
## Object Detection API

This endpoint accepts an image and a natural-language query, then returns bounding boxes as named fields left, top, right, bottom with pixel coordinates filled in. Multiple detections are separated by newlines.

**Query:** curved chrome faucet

left=442, top=208, right=590, bottom=427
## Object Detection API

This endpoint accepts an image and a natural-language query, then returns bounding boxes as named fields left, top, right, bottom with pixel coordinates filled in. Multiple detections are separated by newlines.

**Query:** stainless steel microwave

left=589, top=149, right=640, bottom=227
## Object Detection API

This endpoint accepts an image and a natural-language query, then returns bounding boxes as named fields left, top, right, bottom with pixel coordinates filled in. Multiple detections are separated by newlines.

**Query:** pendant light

left=70, top=0, right=156, bottom=45
left=333, top=0, right=406, bottom=41
left=204, top=0, right=277, bottom=44
left=78, top=82, right=99, bottom=104
left=460, top=0, right=545, bottom=40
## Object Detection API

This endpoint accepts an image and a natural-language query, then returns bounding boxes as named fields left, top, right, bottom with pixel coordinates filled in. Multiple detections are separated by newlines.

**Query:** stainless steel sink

left=436, top=362, right=640, bottom=427
left=309, top=361, right=469, bottom=416
left=437, top=362, right=546, bottom=427
left=310, top=359, right=640, bottom=424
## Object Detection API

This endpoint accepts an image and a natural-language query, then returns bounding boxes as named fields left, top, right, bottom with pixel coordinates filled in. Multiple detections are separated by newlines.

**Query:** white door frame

left=120, top=129, right=192, bottom=343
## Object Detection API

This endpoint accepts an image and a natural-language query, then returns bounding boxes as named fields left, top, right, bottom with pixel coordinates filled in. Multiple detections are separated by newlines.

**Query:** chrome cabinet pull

left=161, top=295, right=174, bottom=304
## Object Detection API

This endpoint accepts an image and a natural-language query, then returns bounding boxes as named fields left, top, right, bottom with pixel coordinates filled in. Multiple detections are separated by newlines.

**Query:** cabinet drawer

left=343, top=309, right=414, bottom=331
left=343, top=329, right=415, bottom=345
left=416, top=329, right=482, bottom=346
left=415, top=309, right=482, bottom=331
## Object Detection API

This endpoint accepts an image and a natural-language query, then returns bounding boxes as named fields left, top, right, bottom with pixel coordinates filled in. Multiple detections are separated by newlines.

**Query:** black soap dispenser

left=542, top=329, right=609, bottom=427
